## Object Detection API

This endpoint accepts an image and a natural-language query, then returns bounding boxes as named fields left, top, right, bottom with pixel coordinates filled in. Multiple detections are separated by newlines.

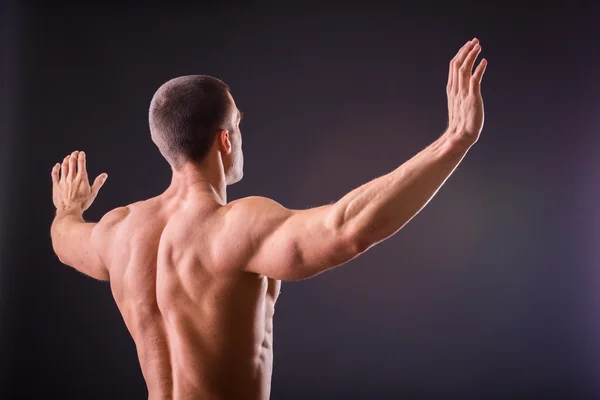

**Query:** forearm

left=332, top=131, right=473, bottom=248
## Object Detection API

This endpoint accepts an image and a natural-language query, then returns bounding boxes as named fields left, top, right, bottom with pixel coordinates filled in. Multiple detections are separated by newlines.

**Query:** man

left=50, top=39, right=487, bottom=399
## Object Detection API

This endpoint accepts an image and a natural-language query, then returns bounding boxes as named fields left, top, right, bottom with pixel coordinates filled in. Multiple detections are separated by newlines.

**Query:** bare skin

left=50, top=40, right=487, bottom=399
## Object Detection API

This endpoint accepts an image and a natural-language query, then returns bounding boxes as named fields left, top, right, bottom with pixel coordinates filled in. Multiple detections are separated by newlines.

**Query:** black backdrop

left=2, top=1, right=600, bottom=399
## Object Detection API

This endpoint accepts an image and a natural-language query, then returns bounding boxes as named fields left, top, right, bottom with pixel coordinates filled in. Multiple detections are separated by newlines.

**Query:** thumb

left=91, top=173, right=108, bottom=196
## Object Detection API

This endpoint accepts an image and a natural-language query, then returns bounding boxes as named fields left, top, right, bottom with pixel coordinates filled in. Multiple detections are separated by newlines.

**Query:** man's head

left=149, top=75, right=244, bottom=185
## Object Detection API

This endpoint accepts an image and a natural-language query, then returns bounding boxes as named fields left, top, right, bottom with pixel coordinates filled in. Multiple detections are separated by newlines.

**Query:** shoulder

left=227, top=196, right=273, bottom=209
left=220, top=197, right=294, bottom=236
left=215, top=197, right=296, bottom=252
left=92, top=206, right=131, bottom=245
left=98, top=206, right=131, bottom=230
left=225, top=196, right=290, bottom=219
left=89, top=206, right=131, bottom=268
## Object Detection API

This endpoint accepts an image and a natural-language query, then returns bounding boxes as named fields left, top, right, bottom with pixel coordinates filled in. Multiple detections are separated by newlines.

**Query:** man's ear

left=218, top=129, right=232, bottom=154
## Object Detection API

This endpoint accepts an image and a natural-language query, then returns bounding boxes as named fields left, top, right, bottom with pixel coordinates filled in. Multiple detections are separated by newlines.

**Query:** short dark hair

left=149, top=75, right=232, bottom=169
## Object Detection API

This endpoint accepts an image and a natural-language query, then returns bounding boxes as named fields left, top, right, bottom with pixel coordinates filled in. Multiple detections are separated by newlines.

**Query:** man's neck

left=168, top=162, right=227, bottom=205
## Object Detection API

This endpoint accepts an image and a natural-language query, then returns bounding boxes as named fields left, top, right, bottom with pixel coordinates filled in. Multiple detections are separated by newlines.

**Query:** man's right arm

left=225, top=131, right=471, bottom=281
left=224, top=39, right=487, bottom=281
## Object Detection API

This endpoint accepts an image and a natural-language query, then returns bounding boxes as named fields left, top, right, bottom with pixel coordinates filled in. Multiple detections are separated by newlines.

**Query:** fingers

left=77, top=151, right=88, bottom=179
left=470, top=58, right=488, bottom=94
left=58, top=150, right=89, bottom=183
left=447, top=57, right=455, bottom=94
left=51, top=163, right=60, bottom=185
left=448, top=38, right=480, bottom=94
left=91, top=173, right=108, bottom=197
left=60, top=155, right=70, bottom=182
left=67, top=151, right=79, bottom=180
left=450, top=39, right=476, bottom=69
left=459, top=43, right=481, bottom=90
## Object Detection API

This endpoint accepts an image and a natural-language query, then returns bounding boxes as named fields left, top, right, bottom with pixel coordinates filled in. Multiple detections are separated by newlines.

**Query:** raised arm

left=50, top=150, right=109, bottom=280
left=223, top=39, right=487, bottom=281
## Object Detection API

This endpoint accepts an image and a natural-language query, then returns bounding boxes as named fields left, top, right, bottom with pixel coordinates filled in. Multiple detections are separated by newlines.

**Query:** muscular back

left=95, top=194, right=280, bottom=400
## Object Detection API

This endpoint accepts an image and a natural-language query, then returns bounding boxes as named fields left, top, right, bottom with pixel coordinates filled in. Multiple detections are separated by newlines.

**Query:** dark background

left=1, top=1, right=599, bottom=399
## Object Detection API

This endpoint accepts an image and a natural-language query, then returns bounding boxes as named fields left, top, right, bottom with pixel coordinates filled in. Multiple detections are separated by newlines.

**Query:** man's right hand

left=446, top=39, right=487, bottom=145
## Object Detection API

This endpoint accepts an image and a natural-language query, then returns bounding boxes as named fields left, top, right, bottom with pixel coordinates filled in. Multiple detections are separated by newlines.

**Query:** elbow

left=50, top=237, right=67, bottom=265
left=343, top=227, right=372, bottom=257
left=351, top=236, right=371, bottom=256
left=53, top=247, right=67, bottom=265
left=342, top=214, right=395, bottom=256
left=326, top=207, right=371, bottom=257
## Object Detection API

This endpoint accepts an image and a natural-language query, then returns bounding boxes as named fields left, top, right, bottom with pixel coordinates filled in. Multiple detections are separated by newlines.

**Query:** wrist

left=438, top=129, right=476, bottom=156
left=55, top=206, right=84, bottom=219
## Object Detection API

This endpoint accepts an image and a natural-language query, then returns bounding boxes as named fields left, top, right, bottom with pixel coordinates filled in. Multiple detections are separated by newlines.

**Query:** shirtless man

left=50, top=39, right=487, bottom=399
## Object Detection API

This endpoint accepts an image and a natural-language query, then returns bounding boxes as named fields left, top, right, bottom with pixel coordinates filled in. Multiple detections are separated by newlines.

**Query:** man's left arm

left=50, top=150, right=109, bottom=281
